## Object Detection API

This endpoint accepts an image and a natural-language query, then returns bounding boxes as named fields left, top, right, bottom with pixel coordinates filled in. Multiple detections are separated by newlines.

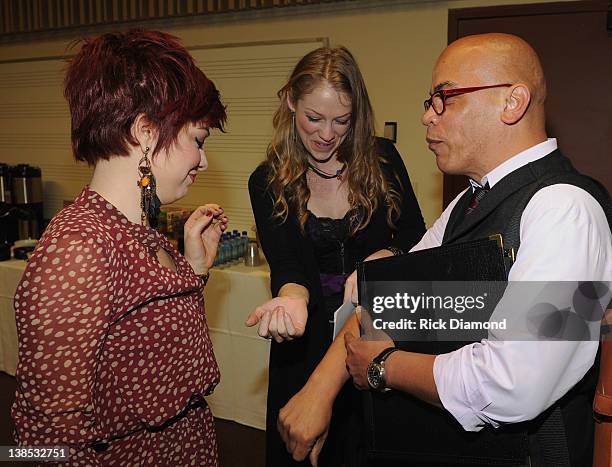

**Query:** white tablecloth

left=0, top=259, right=271, bottom=430
left=205, top=263, right=271, bottom=429
left=0, top=260, right=24, bottom=377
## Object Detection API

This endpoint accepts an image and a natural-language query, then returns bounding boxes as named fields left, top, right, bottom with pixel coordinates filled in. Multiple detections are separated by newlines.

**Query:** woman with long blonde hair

left=247, top=46, right=425, bottom=466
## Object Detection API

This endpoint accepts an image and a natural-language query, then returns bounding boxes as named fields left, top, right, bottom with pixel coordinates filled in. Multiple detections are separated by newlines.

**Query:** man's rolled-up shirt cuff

left=433, top=346, right=498, bottom=432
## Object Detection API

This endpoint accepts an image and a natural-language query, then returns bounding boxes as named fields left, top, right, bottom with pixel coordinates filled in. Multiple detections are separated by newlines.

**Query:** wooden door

left=444, top=0, right=612, bottom=207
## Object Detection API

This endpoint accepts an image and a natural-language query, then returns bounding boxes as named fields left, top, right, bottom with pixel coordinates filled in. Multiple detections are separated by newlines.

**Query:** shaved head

left=437, top=33, right=546, bottom=106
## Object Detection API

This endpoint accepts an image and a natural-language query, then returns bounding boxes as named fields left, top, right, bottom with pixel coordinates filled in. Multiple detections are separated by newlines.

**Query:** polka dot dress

left=12, top=187, right=220, bottom=466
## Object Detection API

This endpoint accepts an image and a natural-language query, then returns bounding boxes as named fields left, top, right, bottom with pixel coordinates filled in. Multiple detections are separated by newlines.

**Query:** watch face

left=367, top=362, right=383, bottom=390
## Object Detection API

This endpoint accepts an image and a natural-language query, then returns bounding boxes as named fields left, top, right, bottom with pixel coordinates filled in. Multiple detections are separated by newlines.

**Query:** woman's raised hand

left=183, top=204, right=228, bottom=275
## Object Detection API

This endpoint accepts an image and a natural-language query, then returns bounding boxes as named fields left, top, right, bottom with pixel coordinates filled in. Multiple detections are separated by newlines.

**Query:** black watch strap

left=373, top=346, right=399, bottom=364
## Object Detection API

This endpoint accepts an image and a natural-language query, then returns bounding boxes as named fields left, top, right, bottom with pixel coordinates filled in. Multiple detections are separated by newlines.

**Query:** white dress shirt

left=411, top=139, right=612, bottom=431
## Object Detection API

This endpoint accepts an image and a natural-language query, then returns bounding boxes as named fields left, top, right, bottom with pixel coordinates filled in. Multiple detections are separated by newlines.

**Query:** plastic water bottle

left=230, top=231, right=240, bottom=264
left=225, top=231, right=235, bottom=265
left=215, top=233, right=223, bottom=267
left=219, top=233, right=230, bottom=267
left=214, top=233, right=224, bottom=267
left=241, top=231, right=249, bottom=260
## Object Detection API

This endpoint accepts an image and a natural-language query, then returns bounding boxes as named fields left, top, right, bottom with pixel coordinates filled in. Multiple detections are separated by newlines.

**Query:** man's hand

left=346, top=310, right=440, bottom=406
left=245, top=295, right=307, bottom=342
left=345, top=308, right=395, bottom=389
left=277, top=381, right=333, bottom=466
left=344, top=332, right=394, bottom=390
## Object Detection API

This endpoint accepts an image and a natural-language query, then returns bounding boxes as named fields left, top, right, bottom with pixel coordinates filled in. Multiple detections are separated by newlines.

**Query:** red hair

left=64, top=29, right=226, bottom=165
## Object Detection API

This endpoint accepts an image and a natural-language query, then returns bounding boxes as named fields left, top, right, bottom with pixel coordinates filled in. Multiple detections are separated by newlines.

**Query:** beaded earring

left=137, top=146, right=161, bottom=228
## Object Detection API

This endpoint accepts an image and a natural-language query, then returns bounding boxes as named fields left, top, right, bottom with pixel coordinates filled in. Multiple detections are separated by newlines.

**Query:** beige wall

left=0, top=0, right=567, bottom=227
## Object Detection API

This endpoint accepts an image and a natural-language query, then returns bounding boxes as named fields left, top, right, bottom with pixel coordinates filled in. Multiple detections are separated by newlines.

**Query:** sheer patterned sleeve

left=13, top=230, right=113, bottom=460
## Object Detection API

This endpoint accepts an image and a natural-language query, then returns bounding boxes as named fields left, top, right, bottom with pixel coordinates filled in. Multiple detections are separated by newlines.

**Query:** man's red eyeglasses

left=424, top=84, right=512, bottom=115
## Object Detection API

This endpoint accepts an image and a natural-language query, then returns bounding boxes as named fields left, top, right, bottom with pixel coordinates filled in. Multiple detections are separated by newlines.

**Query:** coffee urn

left=0, top=163, right=16, bottom=259
left=11, top=164, right=43, bottom=240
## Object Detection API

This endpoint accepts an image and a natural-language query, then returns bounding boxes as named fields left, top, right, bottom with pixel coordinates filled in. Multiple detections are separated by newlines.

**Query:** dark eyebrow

left=432, top=81, right=456, bottom=94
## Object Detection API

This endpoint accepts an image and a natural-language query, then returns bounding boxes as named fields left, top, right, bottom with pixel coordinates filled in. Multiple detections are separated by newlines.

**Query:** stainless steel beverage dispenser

left=11, top=164, right=43, bottom=240
left=0, top=163, right=16, bottom=259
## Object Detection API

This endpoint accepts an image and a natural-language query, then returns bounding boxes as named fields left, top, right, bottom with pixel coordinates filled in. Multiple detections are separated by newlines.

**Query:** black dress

left=304, top=210, right=367, bottom=466
left=248, top=138, right=426, bottom=467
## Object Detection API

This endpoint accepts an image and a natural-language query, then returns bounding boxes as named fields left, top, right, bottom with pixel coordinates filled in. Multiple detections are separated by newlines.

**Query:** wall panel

left=0, top=0, right=571, bottom=227
left=0, top=37, right=325, bottom=234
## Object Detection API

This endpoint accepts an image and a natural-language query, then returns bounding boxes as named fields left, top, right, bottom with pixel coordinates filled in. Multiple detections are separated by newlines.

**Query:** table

left=0, top=260, right=24, bottom=377
left=0, top=259, right=271, bottom=430
left=205, top=262, right=271, bottom=429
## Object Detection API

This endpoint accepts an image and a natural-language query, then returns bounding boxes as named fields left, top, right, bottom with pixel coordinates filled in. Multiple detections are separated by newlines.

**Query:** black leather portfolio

left=357, top=236, right=530, bottom=466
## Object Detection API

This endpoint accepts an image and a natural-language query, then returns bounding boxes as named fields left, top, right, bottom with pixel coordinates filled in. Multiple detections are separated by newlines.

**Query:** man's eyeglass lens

left=424, top=84, right=512, bottom=115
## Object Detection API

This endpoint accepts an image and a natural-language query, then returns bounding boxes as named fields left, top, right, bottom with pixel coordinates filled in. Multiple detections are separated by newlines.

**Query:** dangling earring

left=291, top=111, right=297, bottom=143
left=137, top=146, right=161, bottom=228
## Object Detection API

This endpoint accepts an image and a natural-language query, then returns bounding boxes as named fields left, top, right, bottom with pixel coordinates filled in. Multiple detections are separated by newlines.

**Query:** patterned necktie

left=465, top=182, right=490, bottom=215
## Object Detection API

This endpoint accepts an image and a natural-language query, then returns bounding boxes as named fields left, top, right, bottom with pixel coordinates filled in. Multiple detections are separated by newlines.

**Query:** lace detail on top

left=306, top=209, right=368, bottom=297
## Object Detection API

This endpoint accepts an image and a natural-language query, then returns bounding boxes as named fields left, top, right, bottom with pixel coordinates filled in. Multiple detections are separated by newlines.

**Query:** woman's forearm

left=306, top=312, right=359, bottom=398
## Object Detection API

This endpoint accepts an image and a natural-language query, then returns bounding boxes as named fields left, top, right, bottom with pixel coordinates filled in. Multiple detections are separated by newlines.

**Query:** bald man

left=277, top=34, right=611, bottom=467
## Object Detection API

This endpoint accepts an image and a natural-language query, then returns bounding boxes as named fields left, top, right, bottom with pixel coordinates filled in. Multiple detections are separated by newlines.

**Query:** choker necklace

left=308, top=163, right=346, bottom=181
left=310, top=152, right=335, bottom=164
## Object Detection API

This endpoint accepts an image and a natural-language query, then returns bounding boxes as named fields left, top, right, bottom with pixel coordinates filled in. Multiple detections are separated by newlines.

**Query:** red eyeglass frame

left=424, top=83, right=512, bottom=115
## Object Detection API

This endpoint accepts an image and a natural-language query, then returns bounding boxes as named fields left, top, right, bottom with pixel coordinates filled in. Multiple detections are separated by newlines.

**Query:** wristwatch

left=366, top=346, right=400, bottom=392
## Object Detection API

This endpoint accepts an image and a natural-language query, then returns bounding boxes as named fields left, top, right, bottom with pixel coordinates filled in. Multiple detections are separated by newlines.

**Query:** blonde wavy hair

left=266, top=46, right=402, bottom=235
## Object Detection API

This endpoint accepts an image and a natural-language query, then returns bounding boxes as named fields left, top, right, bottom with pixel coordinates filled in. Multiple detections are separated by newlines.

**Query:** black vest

left=438, top=150, right=611, bottom=467
left=443, top=150, right=611, bottom=245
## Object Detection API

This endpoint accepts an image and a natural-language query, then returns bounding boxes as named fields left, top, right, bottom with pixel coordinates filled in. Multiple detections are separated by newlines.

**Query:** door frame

left=443, top=0, right=610, bottom=208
